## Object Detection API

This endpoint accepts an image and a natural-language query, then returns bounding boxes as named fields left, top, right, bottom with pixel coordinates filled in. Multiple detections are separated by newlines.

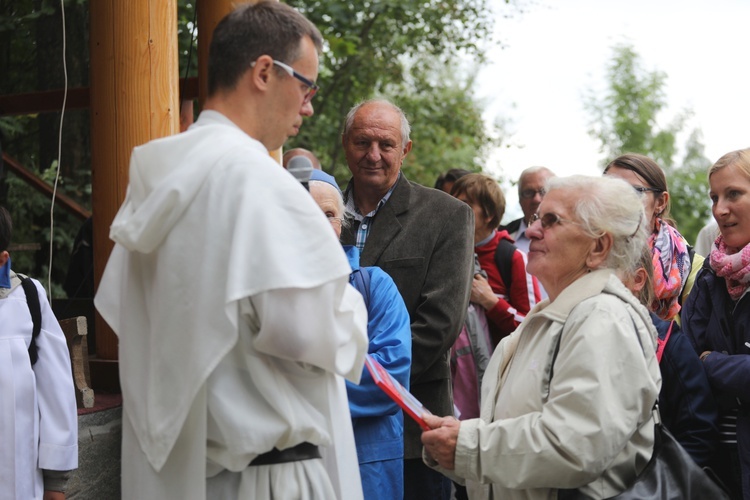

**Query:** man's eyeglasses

left=272, top=60, right=319, bottom=104
left=520, top=188, right=546, bottom=199
left=632, top=185, right=662, bottom=196
left=529, top=212, right=580, bottom=230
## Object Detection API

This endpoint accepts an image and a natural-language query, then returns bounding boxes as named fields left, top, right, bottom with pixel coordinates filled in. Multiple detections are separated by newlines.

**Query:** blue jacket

left=682, top=265, right=750, bottom=496
left=651, top=313, right=718, bottom=466
left=344, top=245, right=412, bottom=461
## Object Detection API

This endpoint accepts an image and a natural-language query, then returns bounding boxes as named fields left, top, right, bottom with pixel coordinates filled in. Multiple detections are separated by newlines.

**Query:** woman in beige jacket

left=422, top=175, right=662, bottom=499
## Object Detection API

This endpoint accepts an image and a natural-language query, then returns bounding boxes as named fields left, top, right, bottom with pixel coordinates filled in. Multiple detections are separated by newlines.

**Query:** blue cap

left=309, top=170, right=342, bottom=195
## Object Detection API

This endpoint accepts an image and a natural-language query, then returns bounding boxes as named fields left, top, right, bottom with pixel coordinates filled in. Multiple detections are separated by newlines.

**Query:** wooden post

left=197, top=0, right=282, bottom=163
left=89, top=0, right=179, bottom=363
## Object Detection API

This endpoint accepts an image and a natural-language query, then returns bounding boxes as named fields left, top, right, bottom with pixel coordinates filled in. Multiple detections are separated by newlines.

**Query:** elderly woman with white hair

left=421, top=175, right=662, bottom=499
left=308, top=169, right=412, bottom=500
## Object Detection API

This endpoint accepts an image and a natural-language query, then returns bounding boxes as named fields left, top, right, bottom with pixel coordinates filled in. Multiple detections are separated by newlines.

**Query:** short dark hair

left=435, top=168, right=471, bottom=190
left=208, top=1, right=323, bottom=96
left=451, top=173, right=506, bottom=228
left=0, top=206, right=12, bottom=252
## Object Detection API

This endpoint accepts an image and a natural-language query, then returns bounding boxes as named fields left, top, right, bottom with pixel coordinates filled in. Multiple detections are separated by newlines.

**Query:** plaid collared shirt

left=345, top=176, right=399, bottom=253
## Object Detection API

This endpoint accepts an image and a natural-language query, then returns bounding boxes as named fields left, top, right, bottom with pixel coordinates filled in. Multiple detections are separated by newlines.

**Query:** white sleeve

left=33, top=280, right=79, bottom=471
left=243, top=278, right=369, bottom=384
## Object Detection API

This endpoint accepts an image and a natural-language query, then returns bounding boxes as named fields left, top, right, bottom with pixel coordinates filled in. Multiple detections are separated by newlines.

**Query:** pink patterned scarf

left=710, top=235, right=750, bottom=301
left=649, top=219, right=690, bottom=320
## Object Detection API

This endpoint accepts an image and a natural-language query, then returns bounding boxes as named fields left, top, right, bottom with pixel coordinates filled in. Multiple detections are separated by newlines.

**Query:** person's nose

left=713, top=198, right=729, bottom=219
left=526, top=217, right=543, bottom=240
left=301, top=100, right=314, bottom=117
left=366, top=144, right=381, bottom=163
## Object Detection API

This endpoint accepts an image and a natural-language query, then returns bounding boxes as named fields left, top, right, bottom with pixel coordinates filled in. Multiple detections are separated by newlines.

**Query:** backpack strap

left=349, top=267, right=371, bottom=310
left=494, top=238, right=517, bottom=289
left=19, top=275, right=42, bottom=365
left=655, top=320, right=674, bottom=364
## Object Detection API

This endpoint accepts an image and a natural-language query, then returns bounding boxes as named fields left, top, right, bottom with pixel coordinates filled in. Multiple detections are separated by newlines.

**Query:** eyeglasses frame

left=632, top=185, right=663, bottom=196
left=520, top=188, right=547, bottom=200
left=271, top=60, right=319, bottom=104
left=529, top=212, right=581, bottom=230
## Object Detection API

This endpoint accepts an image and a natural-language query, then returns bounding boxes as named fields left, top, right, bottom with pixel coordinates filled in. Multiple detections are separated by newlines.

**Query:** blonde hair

left=708, top=147, right=750, bottom=179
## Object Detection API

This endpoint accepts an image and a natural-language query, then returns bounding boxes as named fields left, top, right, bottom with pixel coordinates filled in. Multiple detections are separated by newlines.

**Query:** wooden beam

left=2, top=152, right=91, bottom=220
left=0, top=78, right=198, bottom=117
left=0, top=87, right=90, bottom=116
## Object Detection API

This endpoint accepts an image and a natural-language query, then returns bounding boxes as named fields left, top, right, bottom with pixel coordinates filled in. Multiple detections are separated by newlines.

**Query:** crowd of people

left=1, top=2, right=748, bottom=499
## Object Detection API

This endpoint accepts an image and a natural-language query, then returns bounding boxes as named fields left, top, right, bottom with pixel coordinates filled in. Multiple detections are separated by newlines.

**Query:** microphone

left=287, top=156, right=314, bottom=191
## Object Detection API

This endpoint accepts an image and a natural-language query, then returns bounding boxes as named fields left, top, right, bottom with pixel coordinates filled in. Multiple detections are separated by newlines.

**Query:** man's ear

left=402, top=140, right=412, bottom=157
left=0, top=250, right=8, bottom=268
left=586, top=232, right=613, bottom=270
left=249, top=56, right=274, bottom=91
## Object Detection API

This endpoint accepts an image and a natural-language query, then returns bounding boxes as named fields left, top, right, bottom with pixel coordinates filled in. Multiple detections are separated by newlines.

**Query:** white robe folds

left=95, top=110, right=368, bottom=500
left=0, top=275, right=78, bottom=500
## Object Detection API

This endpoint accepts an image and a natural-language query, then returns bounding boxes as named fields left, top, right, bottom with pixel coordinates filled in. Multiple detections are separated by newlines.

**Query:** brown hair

left=450, top=173, right=506, bottom=228
left=635, top=246, right=656, bottom=311
left=208, top=1, right=322, bottom=95
left=604, top=153, right=675, bottom=227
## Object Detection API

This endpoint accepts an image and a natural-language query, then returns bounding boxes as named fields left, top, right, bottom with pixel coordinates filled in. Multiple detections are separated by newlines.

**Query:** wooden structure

left=89, top=0, right=181, bottom=362
left=1, top=0, right=277, bottom=390
left=59, top=316, right=95, bottom=409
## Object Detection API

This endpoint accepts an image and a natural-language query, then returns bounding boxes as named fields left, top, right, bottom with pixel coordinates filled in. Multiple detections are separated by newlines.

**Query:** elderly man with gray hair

left=501, top=166, right=556, bottom=255
left=340, top=98, right=474, bottom=500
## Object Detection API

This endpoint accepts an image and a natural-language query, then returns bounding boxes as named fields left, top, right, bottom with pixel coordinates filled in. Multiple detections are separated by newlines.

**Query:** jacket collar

left=343, top=173, right=412, bottom=264
left=529, top=269, right=641, bottom=324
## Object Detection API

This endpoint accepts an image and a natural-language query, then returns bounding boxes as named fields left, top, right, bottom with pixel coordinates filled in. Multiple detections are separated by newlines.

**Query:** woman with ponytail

left=604, top=153, right=702, bottom=320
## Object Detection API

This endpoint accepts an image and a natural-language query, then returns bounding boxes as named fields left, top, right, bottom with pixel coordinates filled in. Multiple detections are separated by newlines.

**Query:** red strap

left=655, top=321, right=674, bottom=364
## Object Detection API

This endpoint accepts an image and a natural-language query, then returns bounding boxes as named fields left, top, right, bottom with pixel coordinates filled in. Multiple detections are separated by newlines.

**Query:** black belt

left=249, top=442, right=321, bottom=466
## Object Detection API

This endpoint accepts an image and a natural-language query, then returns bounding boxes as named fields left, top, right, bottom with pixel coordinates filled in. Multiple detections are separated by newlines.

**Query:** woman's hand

left=421, top=414, right=460, bottom=470
left=43, top=491, right=65, bottom=500
left=471, top=274, right=499, bottom=310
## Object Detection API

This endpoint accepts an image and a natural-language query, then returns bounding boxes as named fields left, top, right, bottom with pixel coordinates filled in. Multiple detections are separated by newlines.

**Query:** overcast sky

left=474, top=0, right=750, bottom=221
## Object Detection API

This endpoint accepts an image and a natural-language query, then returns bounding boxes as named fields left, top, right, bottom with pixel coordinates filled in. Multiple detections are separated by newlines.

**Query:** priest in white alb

left=94, top=3, right=368, bottom=499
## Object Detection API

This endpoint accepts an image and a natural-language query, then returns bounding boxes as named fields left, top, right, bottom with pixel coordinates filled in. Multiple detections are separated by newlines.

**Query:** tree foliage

left=285, top=0, right=507, bottom=186
left=584, top=43, right=711, bottom=243
left=0, top=0, right=513, bottom=294
left=0, top=0, right=90, bottom=296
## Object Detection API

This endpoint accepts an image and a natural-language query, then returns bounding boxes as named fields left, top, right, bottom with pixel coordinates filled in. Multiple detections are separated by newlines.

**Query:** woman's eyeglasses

left=529, top=212, right=580, bottom=230
left=326, top=215, right=343, bottom=227
left=632, top=185, right=662, bottom=196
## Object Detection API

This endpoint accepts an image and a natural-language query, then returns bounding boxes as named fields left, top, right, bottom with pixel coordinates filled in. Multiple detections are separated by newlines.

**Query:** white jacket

left=429, top=269, right=661, bottom=500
